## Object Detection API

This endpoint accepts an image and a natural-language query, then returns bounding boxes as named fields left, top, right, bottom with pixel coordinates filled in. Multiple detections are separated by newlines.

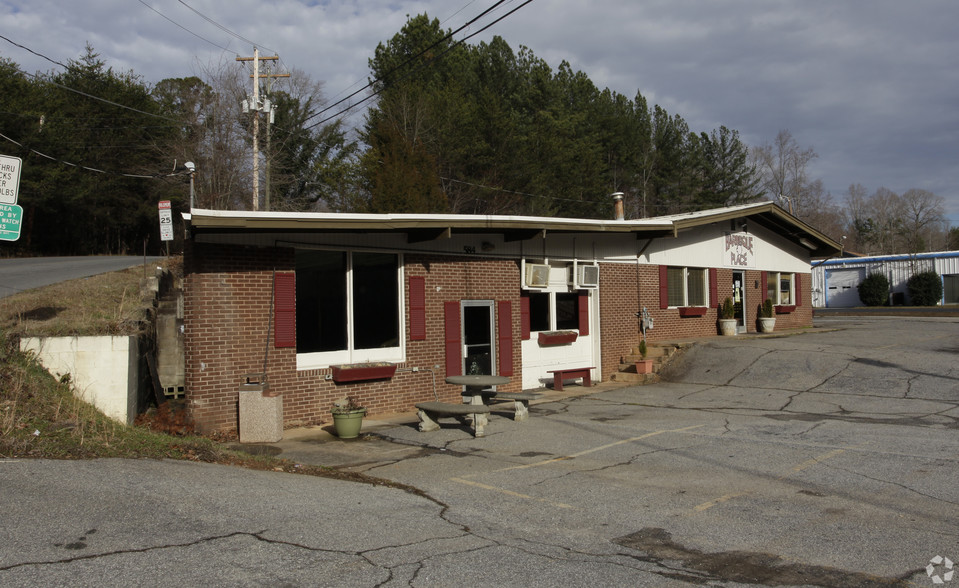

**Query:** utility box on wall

left=238, top=375, right=282, bottom=443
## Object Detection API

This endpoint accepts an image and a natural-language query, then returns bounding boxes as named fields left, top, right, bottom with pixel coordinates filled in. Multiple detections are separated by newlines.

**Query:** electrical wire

left=304, top=0, right=534, bottom=130
left=0, top=34, right=69, bottom=70
left=0, top=131, right=190, bottom=180
left=177, top=0, right=274, bottom=54
left=137, top=0, right=233, bottom=52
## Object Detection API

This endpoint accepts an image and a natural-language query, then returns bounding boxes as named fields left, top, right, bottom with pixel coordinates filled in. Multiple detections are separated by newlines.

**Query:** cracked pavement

left=2, top=316, right=957, bottom=586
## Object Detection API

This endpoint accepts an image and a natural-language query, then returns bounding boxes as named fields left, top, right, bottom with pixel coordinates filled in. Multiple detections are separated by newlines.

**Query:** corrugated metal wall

left=812, top=251, right=959, bottom=307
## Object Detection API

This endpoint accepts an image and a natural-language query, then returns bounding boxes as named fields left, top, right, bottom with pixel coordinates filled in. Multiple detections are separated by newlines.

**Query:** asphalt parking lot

left=2, top=316, right=957, bottom=586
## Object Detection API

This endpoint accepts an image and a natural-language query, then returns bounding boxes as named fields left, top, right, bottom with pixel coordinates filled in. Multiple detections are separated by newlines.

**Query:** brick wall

left=185, top=243, right=522, bottom=433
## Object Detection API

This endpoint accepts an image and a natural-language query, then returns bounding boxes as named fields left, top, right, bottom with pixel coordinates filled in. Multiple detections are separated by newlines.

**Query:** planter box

left=775, top=305, right=796, bottom=314
left=678, top=306, right=708, bottom=317
left=538, top=331, right=578, bottom=346
left=635, top=359, right=654, bottom=374
left=331, top=363, right=397, bottom=383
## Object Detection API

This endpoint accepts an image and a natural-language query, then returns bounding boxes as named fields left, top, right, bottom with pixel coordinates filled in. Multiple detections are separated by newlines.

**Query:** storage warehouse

left=811, top=251, right=959, bottom=307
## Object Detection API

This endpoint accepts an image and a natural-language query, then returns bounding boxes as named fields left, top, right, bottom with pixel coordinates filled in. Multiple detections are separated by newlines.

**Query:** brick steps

left=609, top=342, right=683, bottom=385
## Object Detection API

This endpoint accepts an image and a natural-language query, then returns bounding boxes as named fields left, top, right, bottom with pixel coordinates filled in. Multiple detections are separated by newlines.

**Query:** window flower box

left=774, top=305, right=796, bottom=314
left=678, top=306, right=708, bottom=317
left=538, top=330, right=578, bottom=346
left=331, top=362, right=397, bottom=383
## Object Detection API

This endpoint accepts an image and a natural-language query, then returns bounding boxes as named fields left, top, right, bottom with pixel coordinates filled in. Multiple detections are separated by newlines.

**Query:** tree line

left=1, top=15, right=954, bottom=256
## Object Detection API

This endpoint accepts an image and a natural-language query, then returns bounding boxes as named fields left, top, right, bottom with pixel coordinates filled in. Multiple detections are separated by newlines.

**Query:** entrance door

left=462, top=301, right=495, bottom=376
left=732, top=271, right=746, bottom=333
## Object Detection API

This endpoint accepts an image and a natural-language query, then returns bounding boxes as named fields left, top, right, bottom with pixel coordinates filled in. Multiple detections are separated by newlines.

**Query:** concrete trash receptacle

left=238, top=374, right=283, bottom=443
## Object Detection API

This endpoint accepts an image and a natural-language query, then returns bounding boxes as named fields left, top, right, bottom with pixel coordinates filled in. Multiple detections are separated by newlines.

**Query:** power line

left=0, top=131, right=189, bottom=180
left=0, top=34, right=69, bottom=70
left=137, top=0, right=233, bottom=52
left=304, top=0, right=525, bottom=129
left=177, top=0, right=274, bottom=54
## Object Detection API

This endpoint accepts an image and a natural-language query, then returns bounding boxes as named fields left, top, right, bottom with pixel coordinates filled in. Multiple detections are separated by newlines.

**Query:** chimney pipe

left=611, top=192, right=625, bottom=221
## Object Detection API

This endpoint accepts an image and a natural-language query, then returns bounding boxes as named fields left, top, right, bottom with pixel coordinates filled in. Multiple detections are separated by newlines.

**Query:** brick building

left=183, top=201, right=840, bottom=433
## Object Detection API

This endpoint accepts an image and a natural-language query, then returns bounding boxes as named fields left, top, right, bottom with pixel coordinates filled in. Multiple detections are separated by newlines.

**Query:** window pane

left=555, top=292, right=578, bottom=330
left=352, top=252, right=399, bottom=349
left=296, top=250, right=347, bottom=353
left=667, top=267, right=685, bottom=307
left=528, top=292, right=550, bottom=332
left=687, top=269, right=706, bottom=307
left=779, top=273, right=793, bottom=305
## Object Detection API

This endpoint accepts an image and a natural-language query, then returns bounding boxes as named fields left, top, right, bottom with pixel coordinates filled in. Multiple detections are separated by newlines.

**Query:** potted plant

left=635, top=339, right=654, bottom=374
left=718, top=297, right=738, bottom=336
left=758, top=298, right=776, bottom=333
left=331, top=396, right=366, bottom=439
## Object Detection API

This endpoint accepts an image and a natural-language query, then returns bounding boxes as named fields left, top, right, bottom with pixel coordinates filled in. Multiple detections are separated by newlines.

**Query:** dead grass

left=0, top=264, right=156, bottom=338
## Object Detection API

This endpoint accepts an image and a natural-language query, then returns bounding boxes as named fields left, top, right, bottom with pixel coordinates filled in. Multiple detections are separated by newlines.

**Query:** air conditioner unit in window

left=576, top=264, right=600, bottom=288
left=525, top=263, right=550, bottom=288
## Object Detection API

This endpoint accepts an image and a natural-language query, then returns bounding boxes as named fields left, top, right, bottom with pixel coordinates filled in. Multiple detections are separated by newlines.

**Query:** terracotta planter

left=330, top=363, right=397, bottom=383
left=635, top=359, right=654, bottom=374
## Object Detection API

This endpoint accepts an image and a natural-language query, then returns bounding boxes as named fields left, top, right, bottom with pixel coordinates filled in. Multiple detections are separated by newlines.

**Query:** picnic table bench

left=414, top=401, right=491, bottom=437
left=469, top=391, right=543, bottom=421
left=546, top=366, right=594, bottom=391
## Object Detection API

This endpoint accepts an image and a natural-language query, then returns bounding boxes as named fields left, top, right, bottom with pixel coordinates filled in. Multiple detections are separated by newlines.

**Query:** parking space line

left=690, top=446, right=858, bottom=515
left=450, top=477, right=574, bottom=509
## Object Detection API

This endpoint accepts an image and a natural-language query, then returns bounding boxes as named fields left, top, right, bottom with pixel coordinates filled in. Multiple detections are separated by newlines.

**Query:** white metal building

left=811, top=251, right=959, bottom=307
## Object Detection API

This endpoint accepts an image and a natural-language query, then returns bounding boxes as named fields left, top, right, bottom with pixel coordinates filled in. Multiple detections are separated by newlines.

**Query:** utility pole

left=259, top=64, right=289, bottom=211
left=237, top=48, right=280, bottom=211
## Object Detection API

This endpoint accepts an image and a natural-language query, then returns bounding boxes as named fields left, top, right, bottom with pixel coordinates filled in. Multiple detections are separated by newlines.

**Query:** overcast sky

left=3, top=0, right=958, bottom=226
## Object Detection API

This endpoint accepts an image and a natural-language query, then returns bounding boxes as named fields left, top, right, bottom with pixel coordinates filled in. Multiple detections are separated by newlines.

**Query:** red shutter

left=761, top=271, right=768, bottom=301
left=659, top=265, right=669, bottom=309
left=409, top=276, right=426, bottom=340
left=274, top=272, right=296, bottom=348
left=708, top=268, right=718, bottom=307
left=444, top=301, right=462, bottom=377
left=520, top=293, right=531, bottom=340
left=497, top=301, right=513, bottom=376
left=578, top=291, right=590, bottom=336
left=795, top=273, right=802, bottom=306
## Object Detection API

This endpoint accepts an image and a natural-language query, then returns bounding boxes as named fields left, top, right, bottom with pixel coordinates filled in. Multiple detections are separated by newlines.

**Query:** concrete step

left=609, top=371, right=658, bottom=385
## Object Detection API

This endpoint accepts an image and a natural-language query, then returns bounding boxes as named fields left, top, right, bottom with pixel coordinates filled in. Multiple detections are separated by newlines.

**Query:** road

left=1, top=316, right=957, bottom=586
left=0, top=256, right=164, bottom=298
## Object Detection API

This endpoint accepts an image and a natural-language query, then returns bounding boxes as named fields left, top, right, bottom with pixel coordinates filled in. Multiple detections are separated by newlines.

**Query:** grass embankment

left=0, top=263, right=403, bottom=488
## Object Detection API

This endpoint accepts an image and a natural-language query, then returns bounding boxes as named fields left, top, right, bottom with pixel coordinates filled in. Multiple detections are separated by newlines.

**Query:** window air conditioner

left=525, top=263, right=550, bottom=288
left=576, top=264, right=600, bottom=288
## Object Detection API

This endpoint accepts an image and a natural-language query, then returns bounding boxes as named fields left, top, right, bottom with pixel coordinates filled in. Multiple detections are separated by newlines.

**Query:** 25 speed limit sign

left=158, top=200, right=173, bottom=241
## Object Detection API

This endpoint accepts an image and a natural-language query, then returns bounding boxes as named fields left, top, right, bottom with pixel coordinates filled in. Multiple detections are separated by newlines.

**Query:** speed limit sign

left=158, top=200, right=173, bottom=241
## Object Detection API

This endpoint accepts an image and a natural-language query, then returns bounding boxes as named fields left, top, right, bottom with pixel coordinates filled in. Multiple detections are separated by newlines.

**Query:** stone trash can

left=238, top=373, right=283, bottom=443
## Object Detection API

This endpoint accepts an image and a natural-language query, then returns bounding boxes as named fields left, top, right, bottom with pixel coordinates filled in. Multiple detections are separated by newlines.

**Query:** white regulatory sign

left=158, top=200, right=173, bottom=241
left=0, top=154, right=23, bottom=205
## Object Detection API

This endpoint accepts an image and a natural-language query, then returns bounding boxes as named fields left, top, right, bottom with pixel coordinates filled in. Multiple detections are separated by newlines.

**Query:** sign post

left=158, top=200, right=173, bottom=255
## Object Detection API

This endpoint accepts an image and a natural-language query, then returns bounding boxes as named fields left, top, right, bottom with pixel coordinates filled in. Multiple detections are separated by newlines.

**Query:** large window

left=295, top=250, right=401, bottom=367
left=767, top=272, right=794, bottom=305
left=667, top=267, right=707, bottom=307
left=528, top=291, right=581, bottom=331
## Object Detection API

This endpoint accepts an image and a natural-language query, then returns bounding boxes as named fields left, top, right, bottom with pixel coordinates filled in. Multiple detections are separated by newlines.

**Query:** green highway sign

left=0, top=204, right=23, bottom=241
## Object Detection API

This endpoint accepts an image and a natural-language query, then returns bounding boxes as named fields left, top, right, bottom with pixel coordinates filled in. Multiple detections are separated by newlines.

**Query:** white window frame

left=667, top=266, right=708, bottom=308
left=527, top=290, right=581, bottom=333
left=296, top=250, right=405, bottom=370
left=767, top=271, right=795, bottom=305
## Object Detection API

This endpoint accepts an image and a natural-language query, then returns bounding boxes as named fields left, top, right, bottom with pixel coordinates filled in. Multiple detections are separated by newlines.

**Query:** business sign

left=723, top=232, right=756, bottom=268
left=0, top=154, right=22, bottom=205
left=0, top=204, right=23, bottom=241
left=158, top=200, right=173, bottom=241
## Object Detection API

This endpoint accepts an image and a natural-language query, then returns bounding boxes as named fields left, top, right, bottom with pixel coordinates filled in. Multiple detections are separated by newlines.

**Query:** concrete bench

left=469, top=391, right=543, bottom=421
left=415, top=401, right=491, bottom=437
left=546, top=367, right=594, bottom=391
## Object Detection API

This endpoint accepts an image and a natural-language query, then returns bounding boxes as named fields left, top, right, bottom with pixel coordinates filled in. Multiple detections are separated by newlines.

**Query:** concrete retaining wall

left=20, top=336, right=139, bottom=425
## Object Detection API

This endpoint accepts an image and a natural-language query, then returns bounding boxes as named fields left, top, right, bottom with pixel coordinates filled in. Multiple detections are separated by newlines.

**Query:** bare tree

left=900, top=188, right=947, bottom=252
left=753, top=129, right=818, bottom=214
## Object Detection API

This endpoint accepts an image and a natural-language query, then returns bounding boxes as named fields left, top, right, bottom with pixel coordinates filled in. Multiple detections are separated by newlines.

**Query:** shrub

left=720, top=297, right=735, bottom=319
left=857, top=273, right=889, bottom=306
left=761, top=298, right=774, bottom=318
left=907, top=271, right=942, bottom=306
